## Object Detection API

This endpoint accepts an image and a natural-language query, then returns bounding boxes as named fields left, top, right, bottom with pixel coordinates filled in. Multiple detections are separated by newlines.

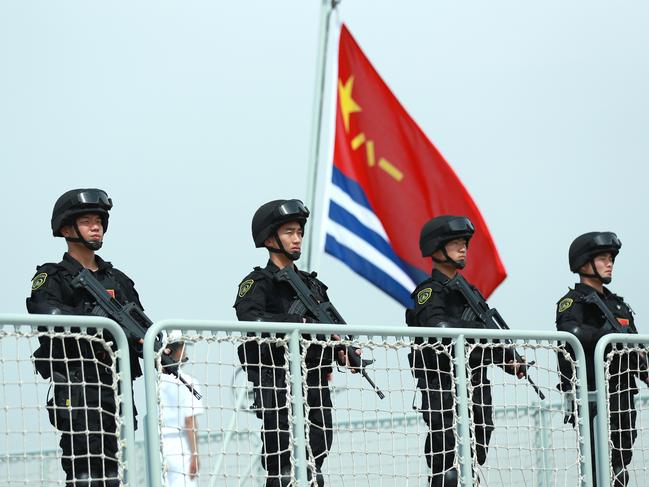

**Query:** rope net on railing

left=146, top=330, right=592, bottom=487
left=603, top=342, right=649, bottom=487
left=465, top=339, right=584, bottom=487
left=0, top=324, right=125, bottom=487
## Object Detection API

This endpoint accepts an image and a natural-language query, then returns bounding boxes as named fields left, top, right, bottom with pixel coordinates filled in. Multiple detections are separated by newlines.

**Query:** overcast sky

left=2, top=0, right=648, bottom=332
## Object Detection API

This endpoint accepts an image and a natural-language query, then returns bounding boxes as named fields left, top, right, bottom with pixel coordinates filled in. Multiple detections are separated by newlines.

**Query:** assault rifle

left=71, top=268, right=202, bottom=400
left=446, top=273, right=546, bottom=400
left=274, top=266, right=385, bottom=399
left=582, top=291, right=648, bottom=381
left=582, top=291, right=632, bottom=334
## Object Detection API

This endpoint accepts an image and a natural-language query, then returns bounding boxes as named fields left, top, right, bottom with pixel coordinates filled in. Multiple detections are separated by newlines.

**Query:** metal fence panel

left=0, top=314, right=608, bottom=486
left=143, top=321, right=592, bottom=487
left=0, top=314, right=136, bottom=486
left=594, top=334, right=649, bottom=487
left=464, top=338, right=590, bottom=486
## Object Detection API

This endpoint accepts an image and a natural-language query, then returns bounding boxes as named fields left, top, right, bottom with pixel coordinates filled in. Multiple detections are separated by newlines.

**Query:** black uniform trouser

left=253, top=366, right=333, bottom=480
left=588, top=386, right=637, bottom=487
left=49, top=376, right=119, bottom=487
left=416, top=372, right=494, bottom=482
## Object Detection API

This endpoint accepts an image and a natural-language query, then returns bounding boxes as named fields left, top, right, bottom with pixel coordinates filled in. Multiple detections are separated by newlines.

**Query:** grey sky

left=2, top=0, right=648, bottom=332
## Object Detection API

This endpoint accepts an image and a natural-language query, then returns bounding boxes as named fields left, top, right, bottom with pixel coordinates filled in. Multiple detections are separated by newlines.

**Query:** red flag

left=328, top=24, right=506, bottom=298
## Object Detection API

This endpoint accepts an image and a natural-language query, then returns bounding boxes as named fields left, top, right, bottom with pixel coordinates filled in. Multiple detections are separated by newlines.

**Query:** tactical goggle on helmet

left=276, top=199, right=309, bottom=218
left=569, top=231, right=621, bottom=273
left=76, top=190, right=112, bottom=206
left=419, top=215, right=475, bottom=258
left=51, top=188, right=113, bottom=237
left=252, top=199, right=310, bottom=248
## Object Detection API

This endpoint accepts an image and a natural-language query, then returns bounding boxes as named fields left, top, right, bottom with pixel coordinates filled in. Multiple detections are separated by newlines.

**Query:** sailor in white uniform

left=160, top=332, right=204, bottom=487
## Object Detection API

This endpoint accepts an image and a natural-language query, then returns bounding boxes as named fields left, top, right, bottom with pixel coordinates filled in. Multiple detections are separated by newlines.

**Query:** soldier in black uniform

left=406, top=215, right=524, bottom=487
left=556, top=232, right=649, bottom=486
left=234, top=199, right=353, bottom=487
left=26, top=189, right=145, bottom=487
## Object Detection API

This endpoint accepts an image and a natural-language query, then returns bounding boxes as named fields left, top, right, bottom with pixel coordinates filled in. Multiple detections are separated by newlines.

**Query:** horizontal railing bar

left=147, top=319, right=583, bottom=345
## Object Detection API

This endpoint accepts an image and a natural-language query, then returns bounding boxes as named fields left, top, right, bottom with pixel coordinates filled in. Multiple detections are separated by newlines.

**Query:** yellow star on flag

left=338, top=76, right=362, bottom=133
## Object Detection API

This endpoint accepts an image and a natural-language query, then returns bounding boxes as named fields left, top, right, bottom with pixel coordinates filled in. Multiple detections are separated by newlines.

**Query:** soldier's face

left=265, top=221, right=303, bottom=254
left=61, top=213, right=104, bottom=243
left=591, top=252, right=614, bottom=280
left=443, top=238, right=468, bottom=264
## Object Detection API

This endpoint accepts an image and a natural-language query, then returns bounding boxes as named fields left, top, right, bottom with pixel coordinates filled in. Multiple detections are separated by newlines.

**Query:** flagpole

left=304, top=0, right=339, bottom=272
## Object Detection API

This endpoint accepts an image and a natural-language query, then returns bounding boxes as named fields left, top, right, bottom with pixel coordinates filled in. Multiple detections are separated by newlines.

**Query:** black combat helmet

left=569, top=231, right=621, bottom=282
left=251, top=199, right=310, bottom=260
left=51, top=188, right=113, bottom=250
left=419, top=215, right=475, bottom=268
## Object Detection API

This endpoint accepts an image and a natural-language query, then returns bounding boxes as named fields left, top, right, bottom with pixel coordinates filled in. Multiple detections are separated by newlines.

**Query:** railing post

left=594, top=336, right=613, bottom=487
left=106, top=321, right=136, bottom=487
left=143, top=322, right=164, bottom=487
left=454, top=334, right=473, bottom=486
left=572, top=339, right=593, bottom=487
left=289, top=328, right=308, bottom=486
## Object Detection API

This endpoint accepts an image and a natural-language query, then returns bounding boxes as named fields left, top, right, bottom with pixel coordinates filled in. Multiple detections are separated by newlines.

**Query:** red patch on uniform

left=106, top=289, right=115, bottom=298
left=617, top=318, right=629, bottom=326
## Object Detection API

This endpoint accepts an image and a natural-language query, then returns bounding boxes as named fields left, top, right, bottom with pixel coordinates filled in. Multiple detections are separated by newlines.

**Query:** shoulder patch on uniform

left=31, top=272, right=48, bottom=291
left=417, top=287, right=433, bottom=305
left=558, top=298, right=573, bottom=313
left=238, top=279, right=255, bottom=298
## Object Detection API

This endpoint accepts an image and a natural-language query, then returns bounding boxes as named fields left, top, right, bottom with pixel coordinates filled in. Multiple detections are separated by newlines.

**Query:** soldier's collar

left=431, top=268, right=452, bottom=284
left=265, top=259, right=300, bottom=274
left=574, top=282, right=612, bottom=297
left=94, top=255, right=112, bottom=271
left=61, top=252, right=112, bottom=274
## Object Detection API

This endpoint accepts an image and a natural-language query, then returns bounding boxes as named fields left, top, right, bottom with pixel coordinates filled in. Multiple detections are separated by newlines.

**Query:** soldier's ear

left=264, top=236, right=277, bottom=249
left=431, top=248, right=444, bottom=261
left=59, top=224, right=76, bottom=238
left=578, top=262, right=593, bottom=275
